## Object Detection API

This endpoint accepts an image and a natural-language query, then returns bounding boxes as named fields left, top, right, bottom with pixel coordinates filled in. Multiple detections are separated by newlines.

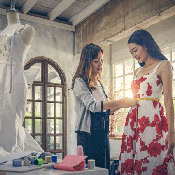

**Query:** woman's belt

left=135, top=98, right=160, bottom=129
left=136, top=98, right=159, bottom=104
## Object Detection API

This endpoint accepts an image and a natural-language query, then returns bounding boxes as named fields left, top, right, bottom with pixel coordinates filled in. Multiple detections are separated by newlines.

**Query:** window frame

left=24, top=57, right=67, bottom=158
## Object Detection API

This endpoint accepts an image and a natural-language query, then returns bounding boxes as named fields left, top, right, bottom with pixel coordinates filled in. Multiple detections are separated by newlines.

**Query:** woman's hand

left=165, top=132, right=175, bottom=155
left=121, top=97, right=137, bottom=108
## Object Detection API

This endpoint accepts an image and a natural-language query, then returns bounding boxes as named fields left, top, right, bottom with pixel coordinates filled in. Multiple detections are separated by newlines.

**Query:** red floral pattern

left=121, top=159, right=134, bottom=174
left=153, top=163, right=168, bottom=174
left=156, top=75, right=162, bottom=86
left=146, top=83, right=152, bottom=96
left=117, top=67, right=175, bottom=174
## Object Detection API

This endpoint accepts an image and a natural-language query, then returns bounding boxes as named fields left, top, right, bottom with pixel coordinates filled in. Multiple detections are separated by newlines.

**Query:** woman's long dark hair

left=128, top=29, right=168, bottom=66
left=71, top=43, right=103, bottom=89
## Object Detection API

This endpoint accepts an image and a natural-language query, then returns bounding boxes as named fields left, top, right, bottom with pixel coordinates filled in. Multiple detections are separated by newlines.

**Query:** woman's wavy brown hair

left=71, top=43, right=103, bottom=90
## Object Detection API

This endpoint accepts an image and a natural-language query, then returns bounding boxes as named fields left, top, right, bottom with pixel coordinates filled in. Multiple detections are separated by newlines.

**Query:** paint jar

left=45, top=156, right=51, bottom=163
left=24, top=159, right=30, bottom=166
left=13, top=159, right=22, bottom=167
left=30, top=156, right=37, bottom=165
left=51, top=155, right=57, bottom=163
left=77, top=145, right=84, bottom=156
left=34, top=158, right=44, bottom=166
left=88, top=159, right=95, bottom=169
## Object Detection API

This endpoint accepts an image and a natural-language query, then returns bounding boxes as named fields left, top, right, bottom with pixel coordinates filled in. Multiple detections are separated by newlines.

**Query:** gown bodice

left=0, top=24, right=30, bottom=68
left=131, top=61, right=163, bottom=100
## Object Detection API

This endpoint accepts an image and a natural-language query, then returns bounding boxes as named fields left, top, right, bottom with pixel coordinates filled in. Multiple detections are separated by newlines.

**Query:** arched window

left=24, top=57, right=67, bottom=159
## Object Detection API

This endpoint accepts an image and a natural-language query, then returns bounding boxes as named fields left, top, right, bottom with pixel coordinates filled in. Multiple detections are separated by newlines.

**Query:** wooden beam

left=70, top=0, right=110, bottom=26
left=0, top=8, right=75, bottom=32
left=48, top=0, right=76, bottom=21
left=22, top=0, right=39, bottom=14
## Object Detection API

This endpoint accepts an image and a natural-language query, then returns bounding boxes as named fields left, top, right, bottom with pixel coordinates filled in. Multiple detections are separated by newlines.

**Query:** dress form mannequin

left=1, top=9, right=35, bottom=45
left=0, top=3, right=43, bottom=157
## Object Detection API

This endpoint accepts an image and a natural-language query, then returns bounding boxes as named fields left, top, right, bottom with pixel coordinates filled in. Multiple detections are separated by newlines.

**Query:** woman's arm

left=160, top=60, right=175, bottom=154
left=73, top=78, right=137, bottom=113
left=103, top=97, right=137, bottom=110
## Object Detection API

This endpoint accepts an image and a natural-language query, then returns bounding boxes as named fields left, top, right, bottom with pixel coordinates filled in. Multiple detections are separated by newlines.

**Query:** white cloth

left=0, top=24, right=43, bottom=157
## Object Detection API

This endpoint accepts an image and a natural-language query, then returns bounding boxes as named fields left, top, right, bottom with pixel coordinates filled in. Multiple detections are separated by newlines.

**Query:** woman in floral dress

left=117, top=29, right=175, bottom=174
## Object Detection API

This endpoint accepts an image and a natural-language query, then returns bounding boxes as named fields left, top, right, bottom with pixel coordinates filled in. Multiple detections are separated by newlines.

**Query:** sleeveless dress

left=117, top=61, right=175, bottom=174
left=0, top=24, right=43, bottom=157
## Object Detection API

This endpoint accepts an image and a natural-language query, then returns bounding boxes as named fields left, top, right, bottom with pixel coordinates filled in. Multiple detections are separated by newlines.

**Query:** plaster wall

left=0, top=14, right=77, bottom=155
left=112, top=15, right=175, bottom=64
left=75, top=0, right=175, bottom=54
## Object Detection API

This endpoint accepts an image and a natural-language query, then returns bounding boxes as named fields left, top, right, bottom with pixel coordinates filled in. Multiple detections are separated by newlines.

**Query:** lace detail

left=0, top=35, right=11, bottom=63
left=12, top=145, right=23, bottom=153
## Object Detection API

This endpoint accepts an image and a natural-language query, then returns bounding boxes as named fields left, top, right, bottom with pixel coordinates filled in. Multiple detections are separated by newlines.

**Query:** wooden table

left=2, top=167, right=108, bottom=175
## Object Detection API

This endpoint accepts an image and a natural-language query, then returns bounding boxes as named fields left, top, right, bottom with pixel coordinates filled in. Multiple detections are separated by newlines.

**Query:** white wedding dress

left=0, top=24, right=43, bottom=157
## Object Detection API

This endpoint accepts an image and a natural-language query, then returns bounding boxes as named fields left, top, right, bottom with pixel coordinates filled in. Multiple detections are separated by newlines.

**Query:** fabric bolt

left=0, top=24, right=43, bottom=157
left=117, top=61, right=175, bottom=174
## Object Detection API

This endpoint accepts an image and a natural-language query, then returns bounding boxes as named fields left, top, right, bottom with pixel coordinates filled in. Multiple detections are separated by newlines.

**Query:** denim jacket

left=73, top=77, right=107, bottom=134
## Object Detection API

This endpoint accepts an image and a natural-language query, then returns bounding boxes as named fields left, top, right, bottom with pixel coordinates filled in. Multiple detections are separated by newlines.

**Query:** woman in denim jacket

left=72, top=43, right=136, bottom=171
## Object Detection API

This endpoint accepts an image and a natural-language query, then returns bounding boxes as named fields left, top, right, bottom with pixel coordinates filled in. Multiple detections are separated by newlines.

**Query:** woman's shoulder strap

left=135, top=67, right=141, bottom=78
left=152, top=61, right=163, bottom=73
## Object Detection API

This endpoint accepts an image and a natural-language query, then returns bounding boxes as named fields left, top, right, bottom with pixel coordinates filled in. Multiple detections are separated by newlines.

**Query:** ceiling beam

left=48, top=0, right=76, bottom=21
left=0, top=8, right=75, bottom=32
left=70, top=0, right=110, bottom=26
left=22, top=0, right=39, bottom=14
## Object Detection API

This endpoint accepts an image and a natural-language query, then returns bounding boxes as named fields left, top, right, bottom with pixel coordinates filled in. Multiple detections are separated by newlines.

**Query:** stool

left=110, top=157, right=119, bottom=175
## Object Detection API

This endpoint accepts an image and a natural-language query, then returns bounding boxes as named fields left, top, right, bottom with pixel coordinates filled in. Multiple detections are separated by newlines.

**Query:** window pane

left=56, top=103, right=62, bottom=118
left=48, top=64, right=61, bottom=84
left=115, top=108, right=130, bottom=133
left=48, top=119, right=54, bottom=134
left=25, top=119, right=32, bottom=133
left=173, top=81, right=175, bottom=97
left=56, top=136, right=62, bottom=149
left=35, top=86, right=42, bottom=100
left=115, top=91, right=124, bottom=100
left=114, top=77, right=123, bottom=91
left=172, top=44, right=175, bottom=61
left=26, top=101, right=32, bottom=117
left=56, top=88, right=62, bottom=101
left=125, top=59, right=133, bottom=74
left=114, top=63, right=123, bottom=77
left=162, top=47, right=170, bottom=61
left=27, top=88, right=32, bottom=99
left=47, top=103, right=54, bottom=117
left=35, top=102, right=42, bottom=117
left=125, top=75, right=133, bottom=89
left=35, top=136, right=42, bottom=147
left=172, top=63, right=175, bottom=80
left=174, top=100, right=175, bottom=127
left=35, top=119, right=42, bottom=133
left=32, top=63, right=41, bottom=82
left=56, top=153, right=63, bottom=160
left=48, top=136, right=54, bottom=150
left=56, top=119, right=62, bottom=134
left=47, top=87, right=54, bottom=101
left=125, top=89, right=133, bottom=98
